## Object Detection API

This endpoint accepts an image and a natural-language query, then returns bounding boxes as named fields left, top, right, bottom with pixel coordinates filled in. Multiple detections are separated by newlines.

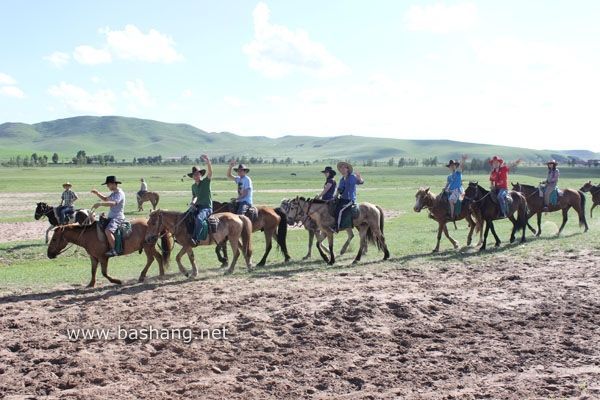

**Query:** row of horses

left=41, top=180, right=598, bottom=288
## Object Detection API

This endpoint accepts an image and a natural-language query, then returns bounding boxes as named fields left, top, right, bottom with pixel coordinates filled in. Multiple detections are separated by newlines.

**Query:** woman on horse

left=541, top=160, right=560, bottom=211
left=489, top=156, right=522, bottom=218
left=91, top=176, right=126, bottom=257
left=443, top=154, right=467, bottom=220
left=58, top=181, right=78, bottom=224
left=333, top=161, right=363, bottom=232
left=319, top=166, right=337, bottom=201
left=189, top=155, right=213, bottom=245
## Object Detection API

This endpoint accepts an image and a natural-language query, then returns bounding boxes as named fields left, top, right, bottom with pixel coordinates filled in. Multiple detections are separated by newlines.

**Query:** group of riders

left=53, top=154, right=561, bottom=258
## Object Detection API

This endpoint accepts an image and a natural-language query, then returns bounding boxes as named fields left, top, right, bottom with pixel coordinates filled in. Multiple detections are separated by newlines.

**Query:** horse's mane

left=515, top=183, right=537, bottom=191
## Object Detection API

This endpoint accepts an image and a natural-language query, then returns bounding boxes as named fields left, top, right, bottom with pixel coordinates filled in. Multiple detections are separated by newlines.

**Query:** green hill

left=0, top=115, right=597, bottom=162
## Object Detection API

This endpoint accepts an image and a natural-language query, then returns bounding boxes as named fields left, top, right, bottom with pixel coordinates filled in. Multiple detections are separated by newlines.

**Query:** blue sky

left=1, top=0, right=599, bottom=151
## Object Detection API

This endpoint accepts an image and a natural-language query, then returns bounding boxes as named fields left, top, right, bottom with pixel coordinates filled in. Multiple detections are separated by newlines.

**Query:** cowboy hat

left=337, top=161, right=353, bottom=174
left=187, top=166, right=207, bottom=178
left=320, top=166, right=336, bottom=176
left=101, top=176, right=121, bottom=185
left=233, top=164, right=250, bottom=173
left=546, top=159, right=558, bottom=166
left=445, top=160, right=460, bottom=168
left=489, top=156, right=504, bottom=165
left=62, top=182, right=72, bottom=188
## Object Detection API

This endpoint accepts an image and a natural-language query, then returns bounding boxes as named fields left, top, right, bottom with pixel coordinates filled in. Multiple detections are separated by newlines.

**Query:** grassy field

left=1, top=165, right=599, bottom=293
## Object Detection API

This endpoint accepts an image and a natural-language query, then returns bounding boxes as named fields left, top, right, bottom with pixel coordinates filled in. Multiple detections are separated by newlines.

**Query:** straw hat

left=337, top=161, right=353, bottom=174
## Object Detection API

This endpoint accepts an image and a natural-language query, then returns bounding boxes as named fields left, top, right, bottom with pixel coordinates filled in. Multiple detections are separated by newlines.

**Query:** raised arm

left=355, top=170, right=364, bottom=185
left=201, top=154, right=213, bottom=179
left=508, top=159, right=523, bottom=169
left=459, top=154, right=468, bottom=172
left=226, top=160, right=236, bottom=181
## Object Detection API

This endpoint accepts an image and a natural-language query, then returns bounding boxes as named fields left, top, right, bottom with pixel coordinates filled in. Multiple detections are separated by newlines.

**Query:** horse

left=145, top=210, right=253, bottom=276
left=46, top=220, right=173, bottom=287
left=413, top=187, right=483, bottom=252
left=137, top=191, right=160, bottom=212
left=280, top=198, right=327, bottom=260
left=285, top=197, right=389, bottom=265
left=464, top=182, right=528, bottom=251
left=512, top=182, right=588, bottom=236
left=580, top=181, right=600, bottom=218
left=211, top=201, right=290, bottom=267
left=34, top=202, right=93, bottom=243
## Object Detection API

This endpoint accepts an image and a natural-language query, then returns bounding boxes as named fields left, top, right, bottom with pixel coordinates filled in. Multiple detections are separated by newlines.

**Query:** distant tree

left=31, top=153, right=38, bottom=165
left=52, top=153, right=59, bottom=164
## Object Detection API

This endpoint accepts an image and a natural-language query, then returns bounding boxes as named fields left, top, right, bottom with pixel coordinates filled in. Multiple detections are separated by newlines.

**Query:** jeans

left=497, top=188, right=508, bottom=216
left=235, top=201, right=251, bottom=215
left=58, top=206, right=73, bottom=224
left=193, top=207, right=212, bottom=240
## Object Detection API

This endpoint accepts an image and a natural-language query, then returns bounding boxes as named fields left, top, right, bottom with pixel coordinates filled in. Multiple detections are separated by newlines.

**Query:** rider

left=137, top=178, right=148, bottom=202
left=489, top=156, right=522, bottom=218
left=443, top=154, right=467, bottom=220
left=227, top=161, right=253, bottom=215
left=333, top=161, right=363, bottom=232
left=319, top=166, right=337, bottom=201
left=541, top=160, right=560, bottom=211
left=188, top=155, right=213, bottom=245
left=58, top=182, right=78, bottom=224
left=91, top=176, right=126, bottom=257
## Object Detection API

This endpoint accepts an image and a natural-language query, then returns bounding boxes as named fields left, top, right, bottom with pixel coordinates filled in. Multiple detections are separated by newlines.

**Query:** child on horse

left=58, top=181, right=78, bottom=224
left=91, top=176, right=126, bottom=257
left=443, top=154, right=467, bottom=220
left=188, top=155, right=213, bottom=245
left=137, top=178, right=148, bottom=202
left=540, top=160, right=560, bottom=211
left=333, top=161, right=363, bottom=232
left=489, top=156, right=522, bottom=218
left=319, top=166, right=337, bottom=201
left=227, top=161, right=253, bottom=215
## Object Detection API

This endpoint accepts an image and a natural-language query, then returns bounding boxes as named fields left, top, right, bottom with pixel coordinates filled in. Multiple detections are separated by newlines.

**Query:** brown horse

left=580, top=181, right=600, bottom=218
left=413, top=188, right=482, bottom=252
left=286, top=197, right=389, bottom=265
left=145, top=210, right=253, bottom=276
left=47, top=220, right=173, bottom=287
left=464, top=182, right=529, bottom=251
left=212, top=201, right=290, bottom=267
left=137, top=191, right=160, bottom=211
left=512, top=182, right=588, bottom=236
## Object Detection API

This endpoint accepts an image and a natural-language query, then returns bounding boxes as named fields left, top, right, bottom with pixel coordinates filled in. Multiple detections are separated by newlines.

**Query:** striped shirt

left=61, top=190, right=78, bottom=207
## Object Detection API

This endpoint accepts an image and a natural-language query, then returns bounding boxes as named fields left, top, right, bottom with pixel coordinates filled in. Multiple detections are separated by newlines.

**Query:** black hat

left=233, top=164, right=250, bottom=173
left=320, top=166, right=336, bottom=177
left=187, top=166, right=207, bottom=178
left=102, top=176, right=121, bottom=185
left=445, top=159, right=460, bottom=167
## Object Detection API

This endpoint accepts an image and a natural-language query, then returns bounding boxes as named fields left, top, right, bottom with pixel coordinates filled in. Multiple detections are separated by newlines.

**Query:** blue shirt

left=338, top=174, right=363, bottom=201
left=322, top=177, right=337, bottom=200
left=108, top=188, right=125, bottom=220
left=235, top=175, right=253, bottom=204
left=447, top=170, right=463, bottom=191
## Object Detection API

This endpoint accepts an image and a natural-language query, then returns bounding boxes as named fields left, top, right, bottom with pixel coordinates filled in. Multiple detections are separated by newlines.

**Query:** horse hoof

left=302, top=256, right=310, bottom=261
left=138, top=277, right=145, bottom=283
left=535, top=233, right=541, bottom=237
left=256, top=262, right=265, bottom=268
left=224, top=270, right=233, bottom=275
left=431, top=249, right=439, bottom=253
left=495, top=243, right=501, bottom=248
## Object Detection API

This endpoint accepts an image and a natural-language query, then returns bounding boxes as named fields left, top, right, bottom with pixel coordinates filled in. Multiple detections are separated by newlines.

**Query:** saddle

left=491, top=190, right=513, bottom=218
left=539, top=186, right=562, bottom=206
left=223, top=203, right=258, bottom=222
left=97, top=215, right=132, bottom=255
left=330, top=199, right=359, bottom=229
left=185, top=211, right=220, bottom=242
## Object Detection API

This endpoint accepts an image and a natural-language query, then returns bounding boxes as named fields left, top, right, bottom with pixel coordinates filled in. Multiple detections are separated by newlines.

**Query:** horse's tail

left=578, top=190, right=587, bottom=227
left=160, top=232, right=172, bottom=269
left=515, top=194, right=528, bottom=231
left=154, top=192, right=160, bottom=206
left=274, top=207, right=289, bottom=254
left=376, top=205, right=385, bottom=234
left=365, top=205, right=385, bottom=251
left=240, top=215, right=253, bottom=260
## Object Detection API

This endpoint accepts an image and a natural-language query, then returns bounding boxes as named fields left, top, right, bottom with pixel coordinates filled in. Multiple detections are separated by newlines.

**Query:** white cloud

left=243, top=2, right=350, bottom=78
left=182, top=89, right=193, bottom=98
left=0, top=72, right=17, bottom=85
left=102, top=24, right=183, bottom=63
left=224, top=96, right=243, bottom=108
left=73, top=45, right=112, bottom=65
left=44, top=51, right=70, bottom=68
left=405, top=3, right=478, bottom=33
left=48, top=82, right=115, bottom=114
left=123, top=79, right=155, bottom=109
left=472, top=37, right=574, bottom=69
left=0, top=86, right=25, bottom=99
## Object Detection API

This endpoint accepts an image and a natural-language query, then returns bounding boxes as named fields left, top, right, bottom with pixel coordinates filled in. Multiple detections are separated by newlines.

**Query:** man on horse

left=91, top=176, right=126, bottom=257
left=227, top=161, right=253, bottom=215
left=137, top=178, right=148, bottom=203
left=188, top=155, right=213, bottom=245
left=443, top=154, right=467, bottom=220
left=489, top=156, right=522, bottom=218
left=57, top=181, right=78, bottom=224
left=319, top=166, right=337, bottom=200
left=540, top=160, right=560, bottom=211
left=332, top=161, right=363, bottom=232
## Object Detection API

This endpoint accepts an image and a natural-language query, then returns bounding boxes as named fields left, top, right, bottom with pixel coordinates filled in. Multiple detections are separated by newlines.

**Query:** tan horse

left=580, top=181, right=600, bottom=218
left=145, top=210, right=253, bottom=276
left=47, top=220, right=173, bottom=287
left=286, top=197, right=390, bottom=265
left=512, top=182, right=588, bottom=236
left=280, top=198, right=327, bottom=260
left=413, top=187, right=483, bottom=252
left=137, top=191, right=160, bottom=212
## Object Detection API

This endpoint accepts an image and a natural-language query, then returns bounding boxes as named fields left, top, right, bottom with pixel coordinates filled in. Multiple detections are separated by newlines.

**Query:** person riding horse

left=188, top=155, right=213, bottom=245
left=489, top=156, right=522, bottom=218
left=57, top=181, right=78, bottom=224
left=333, top=161, right=363, bottom=233
left=137, top=178, right=148, bottom=202
left=443, top=155, right=467, bottom=220
left=319, top=166, right=337, bottom=201
left=227, top=161, right=253, bottom=215
left=91, top=175, right=126, bottom=258
left=540, top=160, right=560, bottom=211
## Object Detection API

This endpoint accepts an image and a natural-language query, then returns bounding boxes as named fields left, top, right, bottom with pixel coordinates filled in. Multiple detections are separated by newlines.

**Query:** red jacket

left=490, top=166, right=509, bottom=190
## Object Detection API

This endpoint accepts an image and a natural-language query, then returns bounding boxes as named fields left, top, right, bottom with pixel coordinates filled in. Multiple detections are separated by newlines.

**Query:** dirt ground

left=1, top=251, right=599, bottom=399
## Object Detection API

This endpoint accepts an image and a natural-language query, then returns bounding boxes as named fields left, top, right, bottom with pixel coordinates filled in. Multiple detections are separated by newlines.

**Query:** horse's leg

left=87, top=257, right=99, bottom=288
left=352, top=226, right=368, bottom=264
left=489, top=221, right=501, bottom=247
left=466, top=216, right=474, bottom=246
left=508, top=215, right=517, bottom=243
left=100, top=257, right=122, bottom=285
left=558, top=208, right=569, bottom=236
left=175, top=246, right=190, bottom=277
left=215, top=243, right=228, bottom=268
left=257, top=230, right=273, bottom=267
left=534, top=212, right=542, bottom=237
left=45, top=225, right=53, bottom=244
left=327, top=233, right=335, bottom=266
left=225, top=237, right=241, bottom=275
left=479, top=221, right=490, bottom=251
left=340, top=228, right=354, bottom=255
left=443, top=224, right=459, bottom=249
left=591, top=203, right=596, bottom=219
left=316, top=232, right=330, bottom=263
left=188, top=248, right=198, bottom=277
left=303, top=230, right=314, bottom=260
left=138, top=246, right=156, bottom=282
left=433, top=222, right=443, bottom=253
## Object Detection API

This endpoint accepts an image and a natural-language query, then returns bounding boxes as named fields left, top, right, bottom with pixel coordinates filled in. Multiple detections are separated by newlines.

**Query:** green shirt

left=192, top=178, right=212, bottom=208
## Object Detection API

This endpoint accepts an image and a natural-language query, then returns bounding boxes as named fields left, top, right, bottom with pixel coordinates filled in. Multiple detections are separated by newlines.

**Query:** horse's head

left=580, top=181, right=593, bottom=192
left=281, top=198, right=304, bottom=223
left=34, top=202, right=49, bottom=220
left=511, top=182, right=522, bottom=192
left=279, top=199, right=297, bottom=225
left=413, top=187, right=431, bottom=212
left=47, top=227, right=67, bottom=259
left=464, top=181, right=480, bottom=200
left=145, top=210, right=162, bottom=244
